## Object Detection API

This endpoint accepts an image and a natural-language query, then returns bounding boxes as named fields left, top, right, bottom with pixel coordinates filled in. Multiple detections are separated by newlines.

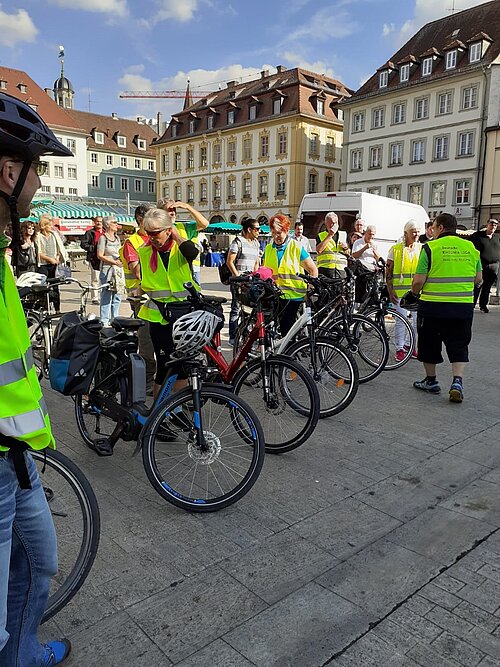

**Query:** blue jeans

left=0, top=451, right=58, bottom=666
left=99, top=272, right=122, bottom=325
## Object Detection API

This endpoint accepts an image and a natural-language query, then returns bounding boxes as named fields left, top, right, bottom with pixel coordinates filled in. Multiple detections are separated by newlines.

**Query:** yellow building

left=482, top=126, right=500, bottom=224
left=152, top=67, right=351, bottom=225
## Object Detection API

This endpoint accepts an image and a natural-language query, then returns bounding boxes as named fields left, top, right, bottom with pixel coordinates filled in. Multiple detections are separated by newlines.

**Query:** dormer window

left=137, top=138, right=147, bottom=150
left=399, top=64, right=410, bottom=83
left=379, top=71, right=388, bottom=88
left=469, top=42, right=481, bottom=63
left=94, top=131, right=104, bottom=144
left=117, top=135, right=126, bottom=148
left=445, top=50, right=457, bottom=70
left=0, top=80, right=7, bottom=90
left=422, top=58, right=433, bottom=76
left=249, top=105, right=257, bottom=120
left=28, top=104, right=38, bottom=112
left=17, top=83, right=27, bottom=93
left=227, top=109, right=235, bottom=125
left=317, top=98, right=325, bottom=115
left=171, top=124, right=177, bottom=138
left=189, top=119, right=196, bottom=133
left=273, top=97, right=283, bottom=115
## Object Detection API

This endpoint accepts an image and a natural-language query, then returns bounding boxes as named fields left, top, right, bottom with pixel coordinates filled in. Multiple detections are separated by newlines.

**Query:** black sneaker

left=480, top=306, right=489, bottom=313
left=413, top=378, right=441, bottom=394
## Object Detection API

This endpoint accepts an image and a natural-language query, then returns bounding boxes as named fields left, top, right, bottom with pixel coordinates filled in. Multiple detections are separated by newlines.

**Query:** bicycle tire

left=141, top=385, right=265, bottom=512
left=32, top=449, right=100, bottom=623
left=26, top=311, right=50, bottom=379
left=74, top=356, right=127, bottom=449
left=232, top=354, right=320, bottom=454
left=365, top=307, right=416, bottom=370
left=284, top=337, right=359, bottom=418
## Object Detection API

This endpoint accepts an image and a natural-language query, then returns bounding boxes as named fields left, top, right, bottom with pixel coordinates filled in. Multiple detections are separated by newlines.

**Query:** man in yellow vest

left=0, top=93, right=72, bottom=665
left=316, top=212, right=349, bottom=278
left=410, top=213, right=482, bottom=403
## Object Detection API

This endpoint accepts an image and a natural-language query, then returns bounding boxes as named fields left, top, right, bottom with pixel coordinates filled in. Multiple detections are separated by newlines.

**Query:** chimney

left=260, top=70, right=269, bottom=79
left=276, top=65, right=286, bottom=73
left=111, top=112, right=118, bottom=119
left=226, top=80, right=236, bottom=88
left=156, top=111, right=162, bottom=134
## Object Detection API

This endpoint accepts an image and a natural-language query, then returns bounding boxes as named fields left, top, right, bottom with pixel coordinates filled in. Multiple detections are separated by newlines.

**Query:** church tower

left=53, top=46, right=74, bottom=110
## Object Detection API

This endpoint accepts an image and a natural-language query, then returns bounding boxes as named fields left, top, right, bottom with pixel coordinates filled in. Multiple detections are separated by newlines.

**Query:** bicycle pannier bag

left=48, top=312, right=102, bottom=395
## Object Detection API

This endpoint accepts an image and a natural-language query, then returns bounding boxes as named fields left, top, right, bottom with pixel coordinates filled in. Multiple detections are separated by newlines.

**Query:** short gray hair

left=102, top=215, right=117, bottom=230
left=143, top=207, right=172, bottom=231
left=325, top=212, right=338, bottom=224
left=365, top=225, right=376, bottom=233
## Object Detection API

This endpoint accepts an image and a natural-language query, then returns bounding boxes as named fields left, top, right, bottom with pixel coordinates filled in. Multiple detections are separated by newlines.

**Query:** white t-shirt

left=352, top=237, right=379, bottom=271
left=387, top=243, right=421, bottom=262
left=293, top=234, right=312, bottom=253
left=228, top=236, right=260, bottom=273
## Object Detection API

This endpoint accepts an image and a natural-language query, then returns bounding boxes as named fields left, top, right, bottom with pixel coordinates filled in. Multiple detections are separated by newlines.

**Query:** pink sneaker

left=395, top=349, right=406, bottom=362
left=411, top=349, right=418, bottom=359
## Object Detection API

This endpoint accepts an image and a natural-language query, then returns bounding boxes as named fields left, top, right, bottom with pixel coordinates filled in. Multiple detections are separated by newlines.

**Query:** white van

left=297, top=192, right=429, bottom=258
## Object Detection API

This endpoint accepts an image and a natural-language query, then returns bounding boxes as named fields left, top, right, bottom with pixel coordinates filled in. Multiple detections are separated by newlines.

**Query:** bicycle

left=30, top=448, right=101, bottom=623
left=73, top=291, right=266, bottom=512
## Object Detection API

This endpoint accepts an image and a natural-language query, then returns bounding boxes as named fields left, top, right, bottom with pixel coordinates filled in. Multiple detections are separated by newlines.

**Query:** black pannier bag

left=48, top=312, right=102, bottom=395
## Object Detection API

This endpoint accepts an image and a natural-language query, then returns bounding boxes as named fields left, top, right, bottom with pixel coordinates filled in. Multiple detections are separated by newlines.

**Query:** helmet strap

left=0, top=160, right=32, bottom=270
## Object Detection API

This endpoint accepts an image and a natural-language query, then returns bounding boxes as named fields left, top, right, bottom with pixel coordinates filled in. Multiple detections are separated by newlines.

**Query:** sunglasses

left=147, top=228, right=167, bottom=237
left=32, top=160, right=48, bottom=176
left=250, top=226, right=261, bottom=231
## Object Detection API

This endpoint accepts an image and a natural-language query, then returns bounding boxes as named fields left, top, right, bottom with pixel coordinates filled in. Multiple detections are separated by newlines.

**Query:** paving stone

left=477, top=563, right=500, bottom=584
left=419, top=583, right=463, bottom=610
left=388, top=507, right=494, bottom=565
left=448, top=564, right=488, bottom=584
left=465, top=626, right=500, bottom=661
left=446, top=430, right=500, bottom=468
left=224, top=582, right=370, bottom=667
left=175, top=640, right=255, bottom=667
left=454, top=601, right=500, bottom=633
left=328, top=632, right=417, bottom=666
left=127, top=566, right=267, bottom=663
left=290, top=497, right=401, bottom=559
left=219, top=529, right=335, bottom=605
left=402, top=452, right=489, bottom=491
left=372, top=618, right=420, bottom=653
left=433, top=574, right=466, bottom=594
left=317, top=540, right=440, bottom=617
left=404, top=595, right=436, bottom=617
left=388, top=607, right=443, bottom=642
left=407, top=642, right=461, bottom=667
left=425, top=605, right=474, bottom=636
left=439, top=480, right=500, bottom=526
left=431, top=631, right=485, bottom=666
left=457, top=580, right=500, bottom=614
left=478, top=657, right=500, bottom=667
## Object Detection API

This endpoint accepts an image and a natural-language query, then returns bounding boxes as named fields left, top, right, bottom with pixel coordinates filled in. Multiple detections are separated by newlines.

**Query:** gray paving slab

left=439, top=479, right=500, bottom=526
left=175, top=640, right=256, bottom=667
left=330, top=633, right=419, bottom=666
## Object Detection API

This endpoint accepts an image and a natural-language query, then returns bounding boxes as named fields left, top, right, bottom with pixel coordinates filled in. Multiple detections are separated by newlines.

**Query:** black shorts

left=149, top=322, right=186, bottom=384
left=417, top=316, right=472, bottom=364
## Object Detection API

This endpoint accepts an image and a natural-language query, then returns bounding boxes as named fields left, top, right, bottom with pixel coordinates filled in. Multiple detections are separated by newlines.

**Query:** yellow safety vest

left=263, top=240, right=307, bottom=300
left=316, top=231, right=348, bottom=270
left=391, top=241, right=421, bottom=297
left=0, top=262, right=55, bottom=452
left=137, top=224, right=199, bottom=323
left=420, top=235, right=480, bottom=303
left=119, top=232, right=148, bottom=291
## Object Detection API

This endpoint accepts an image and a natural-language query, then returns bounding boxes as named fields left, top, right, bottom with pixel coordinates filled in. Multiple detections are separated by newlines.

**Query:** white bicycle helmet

left=172, top=310, right=222, bottom=358
left=16, top=271, right=47, bottom=287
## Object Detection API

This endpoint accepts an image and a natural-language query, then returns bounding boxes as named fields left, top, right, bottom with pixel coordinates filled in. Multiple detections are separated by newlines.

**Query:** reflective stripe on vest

left=119, top=233, right=147, bottom=290
left=392, top=242, right=421, bottom=297
left=263, top=240, right=306, bottom=300
left=419, top=236, right=480, bottom=304
left=0, top=346, right=34, bottom=387
left=316, top=231, right=348, bottom=270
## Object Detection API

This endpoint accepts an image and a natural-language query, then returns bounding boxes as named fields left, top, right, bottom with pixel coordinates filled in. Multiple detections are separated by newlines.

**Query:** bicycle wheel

left=26, top=311, right=50, bottom=379
left=365, top=307, right=415, bottom=370
left=142, top=385, right=265, bottom=512
left=285, top=337, right=359, bottom=418
left=74, top=356, right=127, bottom=448
left=232, top=354, right=320, bottom=454
left=32, top=449, right=100, bottom=623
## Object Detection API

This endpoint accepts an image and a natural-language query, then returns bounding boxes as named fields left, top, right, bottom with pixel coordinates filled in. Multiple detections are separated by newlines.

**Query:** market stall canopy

left=206, top=221, right=270, bottom=233
left=24, top=201, right=136, bottom=224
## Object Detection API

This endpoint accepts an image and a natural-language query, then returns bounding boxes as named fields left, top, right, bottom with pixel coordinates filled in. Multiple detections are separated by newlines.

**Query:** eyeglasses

left=250, top=226, right=261, bottom=231
left=147, top=228, right=167, bottom=237
left=32, top=160, right=48, bottom=177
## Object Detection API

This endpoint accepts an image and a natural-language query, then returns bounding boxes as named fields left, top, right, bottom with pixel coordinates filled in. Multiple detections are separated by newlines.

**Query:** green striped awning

left=23, top=201, right=135, bottom=224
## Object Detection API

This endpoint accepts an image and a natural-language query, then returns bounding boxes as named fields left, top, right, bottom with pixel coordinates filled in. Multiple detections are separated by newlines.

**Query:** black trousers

left=37, top=264, right=60, bottom=311
left=474, top=263, right=498, bottom=309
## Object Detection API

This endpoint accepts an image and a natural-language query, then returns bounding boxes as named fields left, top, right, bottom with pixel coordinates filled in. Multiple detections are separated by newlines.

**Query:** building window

left=227, top=109, right=235, bottom=125
left=278, top=132, right=287, bottom=156
left=175, top=185, right=182, bottom=200
left=325, top=174, right=333, bottom=191
left=469, top=42, right=481, bottom=63
left=455, top=180, right=470, bottom=204
left=187, top=183, right=194, bottom=202
left=316, top=98, right=325, bottom=116
left=54, top=186, right=64, bottom=195
left=227, top=178, right=236, bottom=199
left=367, top=186, right=381, bottom=196
left=372, top=107, right=385, bottom=129
left=259, top=174, right=268, bottom=196
left=66, top=139, right=76, bottom=153
left=41, top=185, right=51, bottom=194
left=389, top=142, right=403, bottom=166
left=148, top=181, right=155, bottom=194
left=171, top=124, right=177, bottom=138
left=422, top=57, right=433, bottom=76
left=148, top=160, right=155, bottom=171
left=200, top=146, right=207, bottom=167
left=162, top=185, right=170, bottom=198
left=134, top=179, right=142, bottom=193
left=228, top=141, right=236, bottom=163
left=434, top=135, right=449, bottom=160
left=68, top=166, right=77, bottom=179
left=68, top=187, right=77, bottom=195
left=94, top=132, right=104, bottom=145
left=54, top=164, right=63, bottom=178
left=379, top=71, right=388, bottom=88
left=392, top=102, right=406, bottom=124
left=189, top=119, right=196, bottom=134
left=213, top=180, right=221, bottom=199
left=260, top=135, right=269, bottom=158
left=90, top=152, right=98, bottom=164
left=445, top=50, right=457, bottom=70
left=431, top=182, right=446, bottom=207
left=243, top=137, right=252, bottom=161
left=325, top=136, right=335, bottom=160
left=308, top=172, right=317, bottom=194
left=106, top=155, right=113, bottom=166
left=121, top=178, right=129, bottom=191
left=200, top=181, right=208, bottom=202
left=106, top=176, right=115, bottom=190
left=276, top=173, right=286, bottom=196
left=309, top=133, right=319, bottom=156
left=117, top=135, right=126, bottom=148
left=137, top=139, right=147, bottom=150
left=458, top=131, right=474, bottom=156
left=399, top=64, right=410, bottom=82
left=91, top=175, right=99, bottom=188
left=437, top=92, right=452, bottom=115
left=161, top=153, right=168, bottom=172
left=207, top=115, right=214, bottom=130
left=409, top=184, right=423, bottom=206
left=121, top=156, right=128, bottom=168
left=213, top=143, right=221, bottom=165
left=387, top=185, right=401, bottom=199
left=187, top=149, right=194, bottom=169
left=411, top=139, right=426, bottom=163
left=350, top=149, right=362, bottom=171
left=369, top=146, right=382, bottom=168
left=462, top=85, right=478, bottom=110
left=353, top=112, right=365, bottom=132
left=273, top=98, right=282, bottom=115
left=249, top=105, right=257, bottom=121
left=243, top=176, right=251, bottom=198
left=414, top=97, right=429, bottom=120
left=174, top=152, right=181, bottom=170
left=134, top=158, right=141, bottom=169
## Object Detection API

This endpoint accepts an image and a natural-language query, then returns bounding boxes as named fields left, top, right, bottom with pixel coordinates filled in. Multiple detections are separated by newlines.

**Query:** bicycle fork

left=190, top=372, right=207, bottom=450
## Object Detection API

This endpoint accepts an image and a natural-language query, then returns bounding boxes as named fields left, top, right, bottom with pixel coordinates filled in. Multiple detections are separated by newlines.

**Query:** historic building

left=153, top=67, right=351, bottom=224
left=341, top=0, right=500, bottom=228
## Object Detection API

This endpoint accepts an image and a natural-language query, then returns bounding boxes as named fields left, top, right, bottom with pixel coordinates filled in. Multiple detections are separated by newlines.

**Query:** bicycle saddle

left=109, top=317, right=145, bottom=331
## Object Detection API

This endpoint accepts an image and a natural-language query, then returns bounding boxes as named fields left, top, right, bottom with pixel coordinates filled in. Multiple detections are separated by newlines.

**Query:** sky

left=0, top=0, right=492, bottom=123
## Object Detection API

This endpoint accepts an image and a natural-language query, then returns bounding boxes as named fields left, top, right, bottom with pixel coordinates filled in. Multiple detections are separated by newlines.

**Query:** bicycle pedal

left=91, top=438, right=114, bottom=456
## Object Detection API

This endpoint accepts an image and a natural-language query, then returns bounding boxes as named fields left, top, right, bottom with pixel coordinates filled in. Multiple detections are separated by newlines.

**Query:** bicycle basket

left=234, top=280, right=279, bottom=311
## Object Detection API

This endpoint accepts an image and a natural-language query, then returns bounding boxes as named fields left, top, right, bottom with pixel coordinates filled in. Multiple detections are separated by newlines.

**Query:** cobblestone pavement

left=40, top=265, right=500, bottom=666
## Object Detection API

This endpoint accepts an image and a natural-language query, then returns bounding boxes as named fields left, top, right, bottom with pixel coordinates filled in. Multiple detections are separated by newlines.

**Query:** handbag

left=55, top=263, right=72, bottom=279
left=218, top=237, right=242, bottom=285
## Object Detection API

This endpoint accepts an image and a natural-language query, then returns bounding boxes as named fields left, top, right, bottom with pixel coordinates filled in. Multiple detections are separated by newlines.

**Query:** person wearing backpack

left=226, top=219, right=261, bottom=345
left=80, top=216, right=103, bottom=303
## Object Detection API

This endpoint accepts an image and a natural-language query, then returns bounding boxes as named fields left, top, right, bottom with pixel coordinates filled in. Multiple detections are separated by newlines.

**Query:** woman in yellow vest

left=386, top=220, right=422, bottom=361
left=138, top=204, right=207, bottom=398
left=263, top=214, right=317, bottom=335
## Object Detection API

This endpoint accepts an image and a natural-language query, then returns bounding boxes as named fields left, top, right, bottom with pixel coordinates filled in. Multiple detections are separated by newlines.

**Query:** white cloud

left=0, top=8, right=37, bottom=47
left=289, top=7, right=358, bottom=41
left=394, top=0, right=488, bottom=43
left=48, top=0, right=128, bottom=17
left=281, top=52, right=338, bottom=79
left=382, top=23, right=395, bottom=37
left=143, top=0, right=198, bottom=27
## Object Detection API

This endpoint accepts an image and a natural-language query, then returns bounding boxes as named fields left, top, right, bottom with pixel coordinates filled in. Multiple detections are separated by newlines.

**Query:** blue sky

left=0, top=0, right=489, bottom=122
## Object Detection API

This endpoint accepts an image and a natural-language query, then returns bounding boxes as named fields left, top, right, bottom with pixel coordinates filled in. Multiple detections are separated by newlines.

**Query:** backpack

left=219, top=237, right=242, bottom=285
